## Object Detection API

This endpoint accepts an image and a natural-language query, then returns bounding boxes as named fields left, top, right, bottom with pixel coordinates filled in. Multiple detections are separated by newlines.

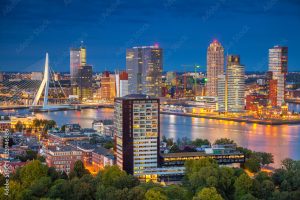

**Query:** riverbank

left=161, top=111, right=300, bottom=125
left=0, top=104, right=114, bottom=111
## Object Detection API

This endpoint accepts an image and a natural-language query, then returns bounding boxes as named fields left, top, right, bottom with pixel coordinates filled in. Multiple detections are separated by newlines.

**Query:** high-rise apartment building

left=126, top=45, right=163, bottom=97
left=268, top=46, right=288, bottom=106
left=114, top=94, right=160, bottom=178
left=206, top=40, right=224, bottom=97
left=217, top=55, right=245, bottom=113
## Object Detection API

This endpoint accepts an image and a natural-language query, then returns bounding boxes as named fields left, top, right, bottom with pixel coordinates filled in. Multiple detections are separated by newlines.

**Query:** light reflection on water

left=1, top=104, right=300, bottom=167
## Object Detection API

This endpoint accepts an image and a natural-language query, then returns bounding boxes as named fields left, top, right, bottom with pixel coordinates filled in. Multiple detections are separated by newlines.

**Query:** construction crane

left=181, top=64, right=204, bottom=97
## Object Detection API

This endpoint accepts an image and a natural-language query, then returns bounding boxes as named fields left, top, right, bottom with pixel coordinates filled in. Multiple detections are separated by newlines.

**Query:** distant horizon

left=2, top=70, right=300, bottom=74
left=0, top=0, right=299, bottom=71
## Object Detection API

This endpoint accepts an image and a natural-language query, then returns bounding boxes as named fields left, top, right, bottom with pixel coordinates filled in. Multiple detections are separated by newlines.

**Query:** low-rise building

left=92, top=146, right=114, bottom=171
left=48, top=131, right=89, bottom=145
left=45, top=145, right=82, bottom=174
left=0, top=160, right=26, bottom=175
left=92, top=119, right=113, bottom=133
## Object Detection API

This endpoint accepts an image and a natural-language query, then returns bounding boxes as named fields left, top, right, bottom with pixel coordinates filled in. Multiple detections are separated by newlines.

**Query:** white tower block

left=32, top=53, right=49, bottom=107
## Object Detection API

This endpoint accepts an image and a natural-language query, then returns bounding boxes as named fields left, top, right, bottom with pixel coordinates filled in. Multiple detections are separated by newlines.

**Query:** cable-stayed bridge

left=0, top=53, right=113, bottom=111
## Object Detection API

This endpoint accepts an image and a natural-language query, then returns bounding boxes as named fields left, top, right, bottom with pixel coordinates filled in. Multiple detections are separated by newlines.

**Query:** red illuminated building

left=246, top=94, right=268, bottom=111
left=269, top=79, right=278, bottom=107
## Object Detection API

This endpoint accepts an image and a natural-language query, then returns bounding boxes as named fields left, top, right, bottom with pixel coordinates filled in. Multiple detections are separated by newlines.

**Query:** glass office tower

left=126, top=45, right=163, bottom=97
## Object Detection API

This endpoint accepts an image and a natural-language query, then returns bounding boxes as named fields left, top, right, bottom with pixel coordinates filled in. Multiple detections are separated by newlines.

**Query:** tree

left=166, top=138, right=174, bottom=147
left=6, top=180, right=24, bottom=200
left=218, top=167, right=235, bottom=199
left=185, top=158, right=219, bottom=193
left=20, top=160, right=48, bottom=187
left=15, top=121, right=23, bottom=132
left=234, top=174, right=253, bottom=199
left=0, top=174, right=5, bottom=186
left=16, top=150, right=38, bottom=162
left=98, top=165, right=139, bottom=189
left=214, top=138, right=236, bottom=145
left=282, top=158, right=295, bottom=171
left=239, top=193, right=258, bottom=200
left=260, top=152, right=274, bottom=166
left=33, top=119, right=41, bottom=130
left=165, top=184, right=190, bottom=200
left=145, top=187, right=167, bottom=200
left=104, top=141, right=114, bottom=149
left=69, top=160, right=90, bottom=179
left=37, top=155, right=46, bottom=162
left=193, top=187, right=223, bottom=200
left=127, top=186, right=146, bottom=200
left=244, top=157, right=261, bottom=173
left=192, top=138, right=210, bottom=147
left=236, top=147, right=253, bottom=159
left=47, top=167, right=60, bottom=181
left=259, top=180, right=275, bottom=199
left=169, top=144, right=181, bottom=153
left=69, top=175, right=96, bottom=200
left=29, top=176, right=52, bottom=197
left=61, top=124, right=66, bottom=132
left=48, top=179, right=71, bottom=199
left=44, top=120, right=56, bottom=131
left=255, top=172, right=270, bottom=183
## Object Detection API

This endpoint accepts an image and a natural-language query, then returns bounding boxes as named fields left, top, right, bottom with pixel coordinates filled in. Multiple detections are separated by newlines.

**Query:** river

left=2, top=103, right=300, bottom=167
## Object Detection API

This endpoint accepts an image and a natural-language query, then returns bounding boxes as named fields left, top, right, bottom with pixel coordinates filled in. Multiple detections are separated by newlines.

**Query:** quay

left=161, top=111, right=300, bottom=125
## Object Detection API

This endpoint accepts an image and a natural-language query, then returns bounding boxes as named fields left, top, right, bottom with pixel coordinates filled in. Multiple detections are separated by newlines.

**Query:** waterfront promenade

left=161, top=111, right=300, bottom=125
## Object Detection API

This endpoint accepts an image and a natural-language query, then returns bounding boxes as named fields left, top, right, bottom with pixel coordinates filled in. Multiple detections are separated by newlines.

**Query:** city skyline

left=1, top=0, right=300, bottom=72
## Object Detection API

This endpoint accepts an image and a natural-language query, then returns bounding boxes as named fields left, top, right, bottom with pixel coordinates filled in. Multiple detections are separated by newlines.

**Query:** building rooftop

left=117, top=94, right=158, bottom=100
left=161, top=150, right=244, bottom=158
left=93, top=146, right=114, bottom=158
left=132, top=44, right=160, bottom=49
left=48, top=145, right=79, bottom=152
left=48, top=131, right=88, bottom=138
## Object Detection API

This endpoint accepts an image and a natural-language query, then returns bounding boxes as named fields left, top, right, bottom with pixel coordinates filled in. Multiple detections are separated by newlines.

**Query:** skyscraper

left=217, top=55, right=245, bottom=113
left=206, top=40, right=224, bottom=97
left=268, top=46, right=288, bottom=106
left=217, top=74, right=226, bottom=112
left=114, top=94, right=160, bottom=178
left=74, top=65, right=93, bottom=100
left=70, top=45, right=87, bottom=94
left=226, top=56, right=245, bottom=112
left=126, top=45, right=163, bottom=97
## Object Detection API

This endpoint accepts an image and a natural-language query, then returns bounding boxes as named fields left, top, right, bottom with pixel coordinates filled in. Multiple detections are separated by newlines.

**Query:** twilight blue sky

left=0, top=0, right=300, bottom=72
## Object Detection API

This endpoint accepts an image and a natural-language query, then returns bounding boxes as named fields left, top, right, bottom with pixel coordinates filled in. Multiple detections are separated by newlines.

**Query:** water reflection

left=1, top=106, right=300, bottom=167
